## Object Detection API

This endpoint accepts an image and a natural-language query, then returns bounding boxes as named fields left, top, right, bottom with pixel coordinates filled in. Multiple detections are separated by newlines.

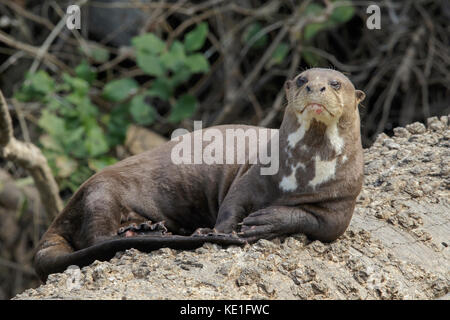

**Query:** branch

left=259, top=48, right=301, bottom=127
left=0, top=30, right=72, bottom=74
left=2, top=0, right=55, bottom=30
left=29, top=11, right=68, bottom=74
left=0, top=90, right=63, bottom=220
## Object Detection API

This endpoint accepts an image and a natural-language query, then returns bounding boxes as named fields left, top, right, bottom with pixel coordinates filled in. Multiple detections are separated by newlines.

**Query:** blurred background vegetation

left=0, top=0, right=448, bottom=299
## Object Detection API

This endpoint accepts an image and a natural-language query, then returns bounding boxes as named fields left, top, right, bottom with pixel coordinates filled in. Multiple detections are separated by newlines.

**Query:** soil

left=13, top=116, right=450, bottom=300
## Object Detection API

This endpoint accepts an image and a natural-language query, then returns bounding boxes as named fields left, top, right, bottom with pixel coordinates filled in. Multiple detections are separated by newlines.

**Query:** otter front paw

left=239, top=209, right=290, bottom=242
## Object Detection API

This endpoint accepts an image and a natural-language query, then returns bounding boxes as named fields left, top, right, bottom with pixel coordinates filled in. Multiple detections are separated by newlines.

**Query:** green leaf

left=75, top=60, right=96, bottom=84
left=136, top=51, right=166, bottom=76
left=184, top=22, right=209, bottom=52
left=129, top=94, right=156, bottom=125
left=65, top=127, right=85, bottom=146
left=266, top=42, right=290, bottom=68
left=305, top=3, right=324, bottom=15
left=70, top=96, right=98, bottom=120
left=15, top=71, right=55, bottom=101
left=331, top=1, right=355, bottom=23
left=62, top=73, right=89, bottom=96
left=47, top=99, right=62, bottom=112
left=148, top=78, right=173, bottom=101
left=39, top=134, right=64, bottom=153
left=84, top=125, right=109, bottom=157
left=168, top=67, right=192, bottom=87
left=102, top=78, right=139, bottom=102
left=168, top=94, right=197, bottom=123
left=85, top=44, right=110, bottom=63
left=161, top=41, right=186, bottom=72
left=14, top=90, right=33, bottom=102
left=303, top=2, right=351, bottom=41
left=38, top=109, right=66, bottom=137
left=304, top=22, right=328, bottom=41
left=64, top=166, right=93, bottom=192
left=185, top=53, right=210, bottom=73
left=132, top=33, right=166, bottom=54
left=88, top=156, right=117, bottom=172
left=47, top=96, right=77, bottom=119
left=302, top=50, right=322, bottom=67
left=242, top=22, right=268, bottom=49
left=69, top=141, right=89, bottom=158
left=28, top=71, right=55, bottom=94
left=107, top=104, right=130, bottom=146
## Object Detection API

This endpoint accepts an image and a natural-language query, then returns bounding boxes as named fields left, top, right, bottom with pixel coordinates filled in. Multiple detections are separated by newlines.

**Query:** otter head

left=285, top=68, right=365, bottom=126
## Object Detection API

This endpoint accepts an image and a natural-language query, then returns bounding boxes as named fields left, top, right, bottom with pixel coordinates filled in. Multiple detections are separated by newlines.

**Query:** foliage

left=15, top=23, right=210, bottom=192
left=302, top=0, right=355, bottom=66
left=130, top=22, right=209, bottom=122
left=16, top=68, right=115, bottom=191
left=239, top=1, right=355, bottom=68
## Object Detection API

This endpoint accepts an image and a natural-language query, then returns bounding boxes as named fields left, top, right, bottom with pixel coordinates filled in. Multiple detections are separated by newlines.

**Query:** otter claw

left=118, top=220, right=168, bottom=236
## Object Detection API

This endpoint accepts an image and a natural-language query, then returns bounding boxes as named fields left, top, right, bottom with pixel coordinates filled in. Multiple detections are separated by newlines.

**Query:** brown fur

left=34, top=68, right=365, bottom=281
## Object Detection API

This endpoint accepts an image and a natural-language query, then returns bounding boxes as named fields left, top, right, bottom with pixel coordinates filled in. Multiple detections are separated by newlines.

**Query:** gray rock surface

left=14, top=116, right=450, bottom=300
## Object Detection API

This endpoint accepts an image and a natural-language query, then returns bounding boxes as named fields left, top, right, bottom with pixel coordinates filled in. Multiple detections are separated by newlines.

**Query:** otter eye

left=329, top=80, right=341, bottom=90
left=296, top=77, right=308, bottom=88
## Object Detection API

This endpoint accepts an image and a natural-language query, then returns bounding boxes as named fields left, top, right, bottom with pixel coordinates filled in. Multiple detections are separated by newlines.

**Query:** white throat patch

left=287, top=112, right=344, bottom=155
left=287, top=114, right=311, bottom=149
left=308, top=155, right=337, bottom=188
left=279, top=162, right=305, bottom=192
left=326, top=122, right=344, bottom=155
left=282, top=109, right=343, bottom=192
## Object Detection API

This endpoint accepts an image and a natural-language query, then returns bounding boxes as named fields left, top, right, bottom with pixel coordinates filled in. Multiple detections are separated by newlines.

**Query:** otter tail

left=34, top=234, right=246, bottom=282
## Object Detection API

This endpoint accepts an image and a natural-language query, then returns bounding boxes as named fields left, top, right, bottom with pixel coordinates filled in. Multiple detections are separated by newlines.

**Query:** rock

left=427, top=117, right=446, bottom=131
left=125, top=125, right=168, bottom=155
left=258, top=281, right=276, bottom=296
left=215, top=262, right=233, bottom=276
left=393, top=127, right=410, bottom=138
left=12, top=117, right=450, bottom=300
left=383, top=138, right=401, bottom=149
left=406, top=122, right=426, bottom=134
left=374, top=132, right=390, bottom=145
left=236, top=266, right=261, bottom=286
left=253, top=239, right=279, bottom=253
left=174, top=256, right=203, bottom=270
left=65, top=266, right=83, bottom=291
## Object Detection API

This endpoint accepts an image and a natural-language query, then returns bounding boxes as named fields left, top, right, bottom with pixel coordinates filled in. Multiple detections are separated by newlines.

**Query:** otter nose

left=306, top=84, right=326, bottom=93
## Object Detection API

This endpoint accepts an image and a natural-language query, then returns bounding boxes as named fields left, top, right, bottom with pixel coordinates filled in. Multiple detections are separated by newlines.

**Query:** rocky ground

left=14, top=116, right=449, bottom=300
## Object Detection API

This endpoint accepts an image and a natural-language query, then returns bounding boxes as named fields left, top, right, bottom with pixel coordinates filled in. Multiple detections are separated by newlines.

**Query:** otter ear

left=355, top=90, right=365, bottom=105
left=284, top=80, right=293, bottom=91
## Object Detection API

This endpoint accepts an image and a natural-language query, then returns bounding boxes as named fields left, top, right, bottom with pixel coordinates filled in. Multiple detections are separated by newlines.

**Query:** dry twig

left=0, top=90, right=63, bottom=219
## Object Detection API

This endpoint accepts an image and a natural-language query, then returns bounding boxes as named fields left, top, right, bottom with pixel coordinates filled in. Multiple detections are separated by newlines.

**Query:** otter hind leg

left=76, top=185, right=127, bottom=246
left=34, top=233, right=76, bottom=281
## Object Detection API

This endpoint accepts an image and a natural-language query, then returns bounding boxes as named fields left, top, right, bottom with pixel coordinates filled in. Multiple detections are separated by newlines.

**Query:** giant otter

left=34, top=68, right=365, bottom=281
